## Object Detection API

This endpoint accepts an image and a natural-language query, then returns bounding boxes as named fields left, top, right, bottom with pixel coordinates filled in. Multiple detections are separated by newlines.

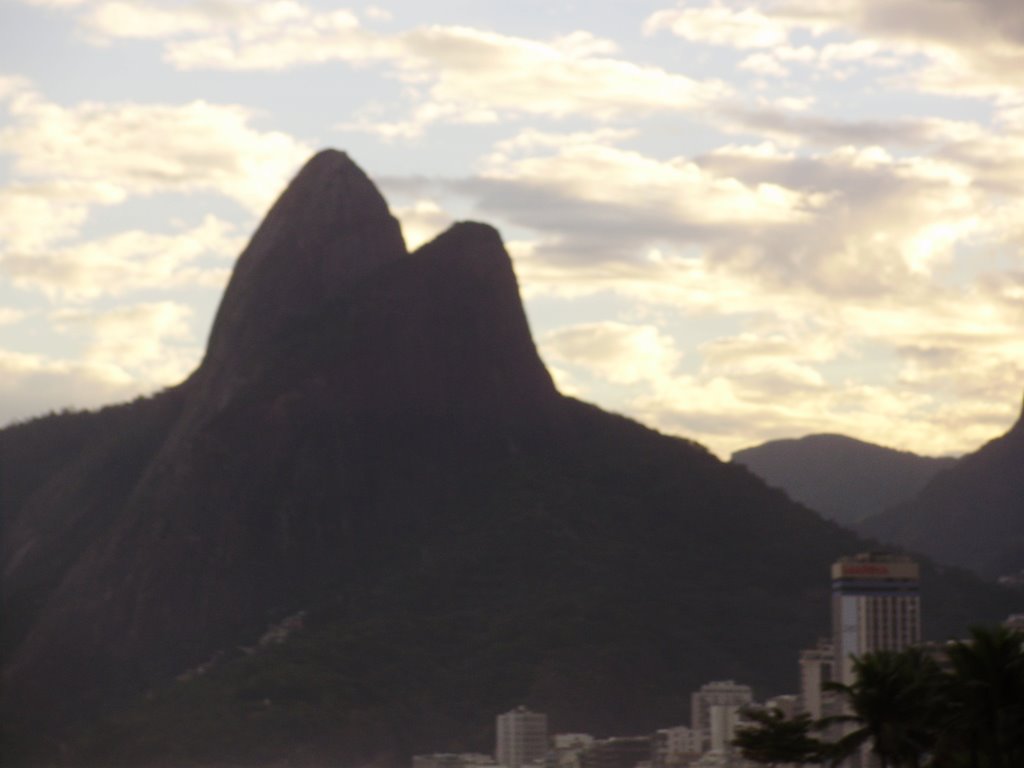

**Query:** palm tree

left=822, top=647, right=945, bottom=768
left=943, top=625, right=1024, bottom=768
left=732, top=706, right=826, bottom=766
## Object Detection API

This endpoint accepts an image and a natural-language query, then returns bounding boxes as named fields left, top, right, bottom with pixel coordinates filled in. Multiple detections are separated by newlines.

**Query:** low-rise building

left=691, top=681, right=753, bottom=753
left=652, top=725, right=701, bottom=768
left=798, top=638, right=834, bottom=720
left=414, top=754, right=499, bottom=768
left=579, top=736, right=651, bottom=768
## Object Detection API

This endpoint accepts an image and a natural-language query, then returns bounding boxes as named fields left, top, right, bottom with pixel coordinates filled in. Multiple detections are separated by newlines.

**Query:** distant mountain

left=732, top=434, right=957, bottom=527
left=2, top=151, right=1016, bottom=767
left=859, top=399, right=1024, bottom=580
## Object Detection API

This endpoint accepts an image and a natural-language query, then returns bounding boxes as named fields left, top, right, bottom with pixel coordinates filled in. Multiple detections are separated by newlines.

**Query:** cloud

left=738, top=53, right=790, bottom=78
left=43, top=2, right=731, bottom=133
left=337, top=24, right=731, bottom=136
left=51, top=301, right=200, bottom=386
left=0, top=301, right=201, bottom=425
left=802, top=0, right=1024, bottom=97
left=3, top=215, right=239, bottom=300
left=465, top=129, right=825, bottom=262
left=0, top=82, right=311, bottom=422
left=540, top=322, right=682, bottom=386
left=364, top=6, right=393, bottom=22
left=649, top=0, right=1024, bottom=98
left=599, top=313, right=1021, bottom=457
left=10, top=0, right=1024, bottom=459
left=456, top=128, right=1023, bottom=457
left=721, top=107, right=967, bottom=148
left=631, top=377, right=951, bottom=458
left=0, top=349, right=132, bottom=426
left=393, top=199, right=453, bottom=252
left=457, top=130, right=997, bottom=301
left=19, top=0, right=90, bottom=7
left=696, top=332, right=829, bottom=396
left=0, top=181, right=118, bottom=253
left=0, top=75, right=32, bottom=102
left=392, top=27, right=727, bottom=123
left=85, top=0, right=231, bottom=38
left=1, top=89, right=311, bottom=214
left=0, top=84, right=310, bottom=300
left=162, top=5, right=399, bottom=70
left=0, top=309, right=25, bottom=327
left=644, top=3, right=798, bottom=48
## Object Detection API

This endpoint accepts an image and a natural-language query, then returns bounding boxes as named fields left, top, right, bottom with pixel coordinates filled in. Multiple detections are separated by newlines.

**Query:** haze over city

left=3, top=0, right=1023, bottom=458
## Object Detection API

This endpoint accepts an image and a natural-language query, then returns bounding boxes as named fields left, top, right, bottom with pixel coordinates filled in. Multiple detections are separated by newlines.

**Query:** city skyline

left=2, top=0, right=1023, bottom=457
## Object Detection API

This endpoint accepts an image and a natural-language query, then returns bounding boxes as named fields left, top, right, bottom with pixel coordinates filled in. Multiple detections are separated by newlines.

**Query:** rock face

left=2, top=150, right=560, bottom=732
left=1, top=151, right=1018, bottom=766
left=732, top=434, right=957, bottom=527
left=859, top=398, right=1024, bottom=580
left=203, top=150, right=406, bottom=389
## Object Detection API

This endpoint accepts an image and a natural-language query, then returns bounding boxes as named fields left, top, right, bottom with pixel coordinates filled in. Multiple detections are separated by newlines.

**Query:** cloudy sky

left=2, top=0, right=1023, bottom=459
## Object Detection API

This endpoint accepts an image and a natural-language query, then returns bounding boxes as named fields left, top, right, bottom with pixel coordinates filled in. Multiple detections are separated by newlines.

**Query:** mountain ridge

left=2, top=151, right=1017, bottom=767
left=858, top=399, right=1024, bottom=580
left=731, top=433, right=957, bottom=527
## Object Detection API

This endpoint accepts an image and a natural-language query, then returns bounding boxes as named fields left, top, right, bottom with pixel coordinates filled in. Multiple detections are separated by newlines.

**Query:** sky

left=1, top=0, right=1022, bottom=459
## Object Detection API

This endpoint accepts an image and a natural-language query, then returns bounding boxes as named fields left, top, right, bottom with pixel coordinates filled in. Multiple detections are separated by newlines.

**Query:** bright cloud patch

left=0, top=84, right=310, bottom=304
left=463, top=125, right=1023, bottom=456
left=648, top=0, right=1024, bottom=99
left=44, top=1, right=731, bottom=133
left=467, top=131, right=997, bottom=295
left=393, top=200, right=454, bottom=251
left=50, top=301, right=199, bottom=386
left=1, top=90, right=311, bottom=213
left=481, top=131, right=819, bottom=228
left=4, top=215, right=239, bottom=301
left=644, top=3, right=796, bottom=48
left=541, top=322, right=682, bottom=386
left=0, top=301, right=201, bottom=426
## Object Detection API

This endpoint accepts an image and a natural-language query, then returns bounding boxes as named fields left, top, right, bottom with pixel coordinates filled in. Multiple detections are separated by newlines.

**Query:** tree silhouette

left=944, top=625, right=1024, bottom=768
left=823, top=647, right=945, bottom=768
left=732, top=706, right=825, bottom=766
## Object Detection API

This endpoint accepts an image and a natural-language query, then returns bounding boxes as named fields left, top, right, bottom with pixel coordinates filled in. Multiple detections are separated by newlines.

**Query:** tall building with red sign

left=831, top=552, right=921, bottom=685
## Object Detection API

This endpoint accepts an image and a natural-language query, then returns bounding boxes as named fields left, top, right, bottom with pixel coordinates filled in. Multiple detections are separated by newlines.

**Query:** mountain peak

left=302, top=147, right=355, bottom=172
left=202, top=149, right=406, bottom=377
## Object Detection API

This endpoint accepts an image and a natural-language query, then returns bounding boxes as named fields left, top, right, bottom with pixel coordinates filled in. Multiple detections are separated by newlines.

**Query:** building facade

left=651, top=726, right=701, bottom=768
left=497, top=706, right=549, bottom=768
left=414, top=754, right=497, bottom=768
left=831, top=553, right=921, bottom=685
left=798, top=637, right=835, bottom=720
left=690, top=680, right=753, bottom=753
left=578, top=736, right=651, bottom=768
left=831, top=553, right=921, bottom=768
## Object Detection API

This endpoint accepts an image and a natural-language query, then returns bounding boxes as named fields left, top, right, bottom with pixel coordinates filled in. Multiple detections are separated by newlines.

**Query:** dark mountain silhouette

left=858, top=398, right=1024, bottom=580
left=1, top=151, right=1016, bottom=767
left=732, top=434, right=956, bottom=527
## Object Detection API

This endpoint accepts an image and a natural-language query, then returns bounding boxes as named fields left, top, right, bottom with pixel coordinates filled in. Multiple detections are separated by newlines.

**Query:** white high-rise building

left=690, top=680, right=752, bottom=753
left=831, top=553, right=921, bottom=685
left=831, top=553, right=921, bottom=768
left=798, top=638, right=835, bottom=720
left=496, top=706, right=548, bottom=768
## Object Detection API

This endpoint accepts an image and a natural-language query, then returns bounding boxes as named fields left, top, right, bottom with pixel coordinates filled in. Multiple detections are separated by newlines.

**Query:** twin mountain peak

left=2, top=150, right=1018, bottom=766
left=202, top=149, right=552, bottom=407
